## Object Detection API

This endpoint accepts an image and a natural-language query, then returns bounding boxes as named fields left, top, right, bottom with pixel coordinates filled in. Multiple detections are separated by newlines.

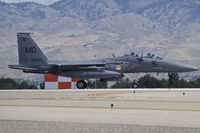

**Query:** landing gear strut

left=168, top=73, right=172, bottom=89
left=76, top=80, right=87, bottom=89
left=168, top=72, right=179, bottom=89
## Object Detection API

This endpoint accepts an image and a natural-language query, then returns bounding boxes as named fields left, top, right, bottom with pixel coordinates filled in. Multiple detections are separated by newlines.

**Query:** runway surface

left=0, top=89, right=200, bottom=132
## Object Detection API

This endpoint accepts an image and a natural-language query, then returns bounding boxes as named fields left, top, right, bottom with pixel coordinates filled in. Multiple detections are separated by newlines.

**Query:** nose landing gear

left=132, top=80, right=138, bottom=88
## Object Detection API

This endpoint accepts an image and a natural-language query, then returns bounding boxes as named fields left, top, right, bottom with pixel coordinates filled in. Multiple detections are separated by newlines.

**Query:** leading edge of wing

left=47, top=61, right=107, bottom=67
left=48, top=60, right=128, bottom=67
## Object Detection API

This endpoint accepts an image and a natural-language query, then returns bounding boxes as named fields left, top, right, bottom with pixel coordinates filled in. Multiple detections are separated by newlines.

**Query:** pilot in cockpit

left=147, top=53, right=154, bottom=58
left=131, top=52, right=135, bottom=56
left=147, top=53, right=151, bottom=57
left=147, top=53, right=163, bottom=60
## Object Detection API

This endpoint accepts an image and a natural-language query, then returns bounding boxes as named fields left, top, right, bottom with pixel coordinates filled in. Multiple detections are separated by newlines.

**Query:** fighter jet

left=9, top=33, right=198, bottom=89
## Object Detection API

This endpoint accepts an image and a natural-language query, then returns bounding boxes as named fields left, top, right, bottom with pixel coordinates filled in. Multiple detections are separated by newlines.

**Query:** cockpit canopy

left=125, top=52, right=164, bottom=60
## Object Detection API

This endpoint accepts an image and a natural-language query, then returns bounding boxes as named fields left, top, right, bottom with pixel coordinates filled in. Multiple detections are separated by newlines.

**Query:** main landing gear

left=76, top=80, right=139, bottom=89
left=76, top=80, right=87, bottom=89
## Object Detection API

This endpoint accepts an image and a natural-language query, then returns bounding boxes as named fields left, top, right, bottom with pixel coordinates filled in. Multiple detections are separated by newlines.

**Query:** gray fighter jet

left=9, top=33, right=198, bottom=89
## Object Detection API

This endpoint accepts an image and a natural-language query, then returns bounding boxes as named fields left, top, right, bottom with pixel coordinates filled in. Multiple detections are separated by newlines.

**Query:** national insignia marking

left=116, top=64, right=121, bottom=70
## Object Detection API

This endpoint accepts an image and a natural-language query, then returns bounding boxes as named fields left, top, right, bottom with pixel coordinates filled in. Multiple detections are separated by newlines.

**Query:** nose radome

left=180, top=64, right=198, bottom=72
left=167, top=60, right=199, bottom=72
left=185, top=66, right=198, bottom=71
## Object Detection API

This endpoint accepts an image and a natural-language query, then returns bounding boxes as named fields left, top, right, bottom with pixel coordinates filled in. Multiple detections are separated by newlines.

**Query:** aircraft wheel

left=132, top=82, right=138, bottom=88
left=76, top=80, right=87, bottom=89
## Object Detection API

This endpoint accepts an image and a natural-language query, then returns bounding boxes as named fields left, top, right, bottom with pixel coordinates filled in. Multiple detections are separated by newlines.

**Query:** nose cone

left=168, top=61, right=198, bottom=72
left=180, top=65, right=198, bottom=72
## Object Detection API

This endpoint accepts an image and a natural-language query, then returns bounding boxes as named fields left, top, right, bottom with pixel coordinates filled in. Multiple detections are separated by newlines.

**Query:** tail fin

left=17, top=33, right=47, bottom=66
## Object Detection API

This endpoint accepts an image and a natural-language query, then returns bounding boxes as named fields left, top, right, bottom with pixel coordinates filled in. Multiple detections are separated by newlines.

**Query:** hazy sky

left=0, top=0, right=59, bottom=5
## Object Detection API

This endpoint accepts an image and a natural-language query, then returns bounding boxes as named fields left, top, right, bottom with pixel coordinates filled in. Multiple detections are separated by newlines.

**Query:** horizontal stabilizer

left=8, top=65, right=37, bottom=70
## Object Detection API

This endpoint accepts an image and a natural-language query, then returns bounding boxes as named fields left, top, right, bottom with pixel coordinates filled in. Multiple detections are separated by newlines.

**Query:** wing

left=9, top=60, right=127, bottom=71
left=48, top=61, right=107, bottom=67
left=47, top=61, right=106, bottom=71
left=47, top=60, right=126, bottom=71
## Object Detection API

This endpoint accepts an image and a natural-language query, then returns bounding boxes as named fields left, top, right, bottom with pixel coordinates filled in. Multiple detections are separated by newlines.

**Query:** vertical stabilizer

left=17, top=33, right=47, bottom=66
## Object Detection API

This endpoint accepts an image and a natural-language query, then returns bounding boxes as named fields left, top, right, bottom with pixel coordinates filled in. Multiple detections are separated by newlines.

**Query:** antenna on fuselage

left=112, top=53, right=115, bottom=58
left=141, top=50, right=144, bottom=58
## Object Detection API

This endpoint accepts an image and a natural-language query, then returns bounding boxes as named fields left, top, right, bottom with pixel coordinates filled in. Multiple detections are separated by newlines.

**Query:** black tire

left=132, top=82, right=138, bottom=88
left=76, top=80, right=87, bottom=89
